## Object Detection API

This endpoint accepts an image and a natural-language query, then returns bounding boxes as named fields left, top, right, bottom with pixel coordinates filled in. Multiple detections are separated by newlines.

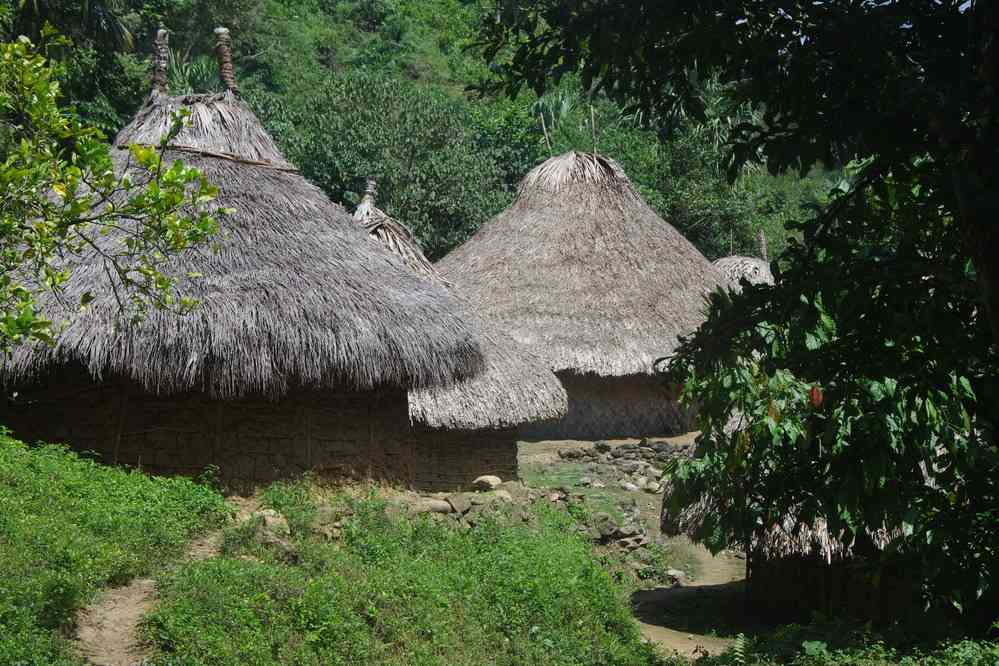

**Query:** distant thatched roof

left=352, top=183, right=567, bottom=430
left=5, top=35, right=484, bottom=397
left=438, top=151, right=724, bottom=377
left=713, top=256, right=774, bottom=291
left=660, top=476, right=898, bottom=564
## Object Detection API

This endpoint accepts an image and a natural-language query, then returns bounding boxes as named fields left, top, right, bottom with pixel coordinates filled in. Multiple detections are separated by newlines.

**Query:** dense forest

left=0, top=0, right=830, bottom=260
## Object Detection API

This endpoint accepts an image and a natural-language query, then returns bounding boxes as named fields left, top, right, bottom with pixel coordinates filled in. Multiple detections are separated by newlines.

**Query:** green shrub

left=0, top=432, right=229, bottom=665
left=146, top=492, right=662, bottom=665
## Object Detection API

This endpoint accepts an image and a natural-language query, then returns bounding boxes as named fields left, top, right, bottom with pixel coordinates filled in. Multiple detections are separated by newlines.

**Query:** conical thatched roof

left=5, top=30, right=483, bottom=397
left=438, top=151, right=724, bottom=377
left=352, top=183, right=567, bottom=430
left=713, top=256, right=774, bottom=291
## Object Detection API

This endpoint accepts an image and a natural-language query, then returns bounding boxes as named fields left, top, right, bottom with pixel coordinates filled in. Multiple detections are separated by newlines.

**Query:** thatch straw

left=713, top=256, right=774, bottom=291
left=438, top=151, right=725, bottom=377
left=352, top=185, right=568, bottom=429
left=353, top=180, right=446, bottom=287
left=660, top=477, right=899, bottom=564
left=5, top=87, right=485, bottom=397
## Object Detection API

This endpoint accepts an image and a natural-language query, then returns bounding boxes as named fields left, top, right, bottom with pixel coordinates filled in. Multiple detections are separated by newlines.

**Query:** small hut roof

left=437, top=151, right=724, bottom=377
left=352, top=184, right=567, bottom=430
left=713, top=256, right=774, bottom=291
left=6, top=35, right=483, bottom=397
left=660, top=477, right=898, bottom=564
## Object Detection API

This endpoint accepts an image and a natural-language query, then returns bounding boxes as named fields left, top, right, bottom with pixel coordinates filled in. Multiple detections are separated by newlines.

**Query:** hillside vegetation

left=0, top=0, right=830, bottom=261
left=0, top=434, right=229, bottom=665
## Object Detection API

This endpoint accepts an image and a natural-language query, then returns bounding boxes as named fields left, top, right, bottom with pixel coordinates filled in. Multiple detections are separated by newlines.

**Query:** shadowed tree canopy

left=478, top=0, right=999, bottom=345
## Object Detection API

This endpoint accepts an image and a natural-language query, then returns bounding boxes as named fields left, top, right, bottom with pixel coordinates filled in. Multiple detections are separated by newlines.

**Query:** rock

left=253, top=509, right=290, bottom=536
left=577, top=476, right=593, bottom=487
left=666, top=568, right=687, bottom=581
left=634, top=476, right=649, bottom=489
left=447, top=493, right=473, bottom=515
left=617, top=535, right=650, bottom=550
left=610, top=448, right=628, bottom=459
left=614, top=523, right=641, bottom=538
left=412, top=498, right=453, bottom=515
left=619, top=481, right=640, bottom=492
left=591, top=480, right=606, bottom=489
left=558, top=448, right=584, bottom=460
left=644, top=482, right=662, bottom=494
left=594, top=441, right=612, bottom=453
left=493, top=489, right=514, bottom=503
left=472, top=475, right=502, bottom=491
left=591, top=512, right=618, bottom=536
left=616, top=460, right=641, bottom=473
left=497, top=481, right=528, bottom=500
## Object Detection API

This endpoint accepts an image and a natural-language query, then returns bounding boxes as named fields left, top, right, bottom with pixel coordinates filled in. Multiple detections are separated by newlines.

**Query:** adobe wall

left=518, top=373, right=695, bottom=440
left=0, top=369, right=517, bottom=491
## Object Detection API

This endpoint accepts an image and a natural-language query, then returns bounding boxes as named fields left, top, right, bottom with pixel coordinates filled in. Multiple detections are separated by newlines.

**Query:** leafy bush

left=0, top=432, right=229, bottom=665
left=146, top=491, right=661, bottom=665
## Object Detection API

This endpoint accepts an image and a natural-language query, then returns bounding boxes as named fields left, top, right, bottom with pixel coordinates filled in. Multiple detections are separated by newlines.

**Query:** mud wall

left=0, top=369, right=517, bottom=491
left=518, top=373, right=694, bottom=440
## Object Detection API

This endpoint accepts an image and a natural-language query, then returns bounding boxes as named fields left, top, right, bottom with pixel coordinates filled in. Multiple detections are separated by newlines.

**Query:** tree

left=0, top=37, right=221, bottom=351
left=249, top=71, right=510, bottom=259
left=478, top=0, right=999, bottom=345
left=478, top=0, right=999, bottom=614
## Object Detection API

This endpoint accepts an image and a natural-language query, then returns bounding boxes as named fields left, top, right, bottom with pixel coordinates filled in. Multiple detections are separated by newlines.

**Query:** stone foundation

left=518, top=373, right=694, bottom=440
left=0, top=369, right=517, bottom=491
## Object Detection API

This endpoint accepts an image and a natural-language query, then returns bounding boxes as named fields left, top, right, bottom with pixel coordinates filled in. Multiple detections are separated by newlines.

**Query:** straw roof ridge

left=713, top=255, right=774, bottom=291
left=352, top=185, right=568, bottom=429
left=6, top=90, right=486, bottom=396
left=438, top=150, right=725, bottom=377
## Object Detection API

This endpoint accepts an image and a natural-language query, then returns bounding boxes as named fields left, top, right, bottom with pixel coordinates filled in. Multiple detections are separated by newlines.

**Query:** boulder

left=619, top=481, right=640, bottom=492
left=644, top=482, right=663, bottom=494
left=594, top=441, right=612, bottom=453
left=616, top=460, right=641, bottom=473
left=411, top=498, right=454, bottom=515
left=591, top=512, right=618, bottom=538
left=577, top=476, right=593, bottom=487
left=447, top=493, right=474, bottom=515
left=472, top=475, right=502, bottom=491
left=492, top=489, right=514, bottom=503
left=591, top=480, right=606, bottom=489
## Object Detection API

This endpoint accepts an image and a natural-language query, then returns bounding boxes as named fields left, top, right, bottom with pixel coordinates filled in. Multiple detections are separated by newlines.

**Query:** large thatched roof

left=713, top=256, right=774, bottom=291
left=352, top=183, right=567, bottom=430
left=438, top=151, right=724, bottom=377
left=5, top=30, right=483, bottom=397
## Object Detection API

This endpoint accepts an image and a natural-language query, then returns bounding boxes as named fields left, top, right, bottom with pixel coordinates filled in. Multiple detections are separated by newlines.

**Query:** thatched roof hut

left=660, top=474, right=910, bottom=619
left=5, top=29, right=482, bottom=398
left=438, top=151, right=723, bottom=438
left=352, top=180, right=567, bottom=430
left=0, top=28, right=515, bottom=492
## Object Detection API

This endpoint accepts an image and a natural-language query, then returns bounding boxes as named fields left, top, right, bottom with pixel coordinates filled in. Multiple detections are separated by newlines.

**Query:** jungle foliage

left=0, top=0, right=828, bottom=261
left=477, top=0, right=999, bottom=619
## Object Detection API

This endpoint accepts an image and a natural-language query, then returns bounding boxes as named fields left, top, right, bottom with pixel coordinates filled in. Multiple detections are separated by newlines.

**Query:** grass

left=520, top=461, right=630, bottom=522
left=0, top=432, right=229, bottom=666
left=145, top=484, right=665, bottom=665
left=694, top=619, right=999, bottom=665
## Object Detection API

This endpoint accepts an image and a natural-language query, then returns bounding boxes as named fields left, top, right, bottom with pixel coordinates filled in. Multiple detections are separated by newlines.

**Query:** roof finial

left=364, top=178, right=377, bottom=198
left=152, top=28, right=169, bottom=94
left=758, top=228, right=768, bottom=262
left=214, top=27, right=238, bottom=93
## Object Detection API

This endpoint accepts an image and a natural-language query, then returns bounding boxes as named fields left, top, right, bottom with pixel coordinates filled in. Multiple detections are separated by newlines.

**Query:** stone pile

left=558, top=439, right=695, bottom=494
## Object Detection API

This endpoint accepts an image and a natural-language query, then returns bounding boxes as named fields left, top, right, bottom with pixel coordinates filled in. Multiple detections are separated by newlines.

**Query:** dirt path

left=634, top=538, right=746, bottom=659
left=73, top=496, right=258, bottom=666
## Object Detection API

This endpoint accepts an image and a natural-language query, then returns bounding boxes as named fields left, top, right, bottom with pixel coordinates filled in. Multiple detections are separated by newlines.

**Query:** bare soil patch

left=73, top=495, right=258, bottom=665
